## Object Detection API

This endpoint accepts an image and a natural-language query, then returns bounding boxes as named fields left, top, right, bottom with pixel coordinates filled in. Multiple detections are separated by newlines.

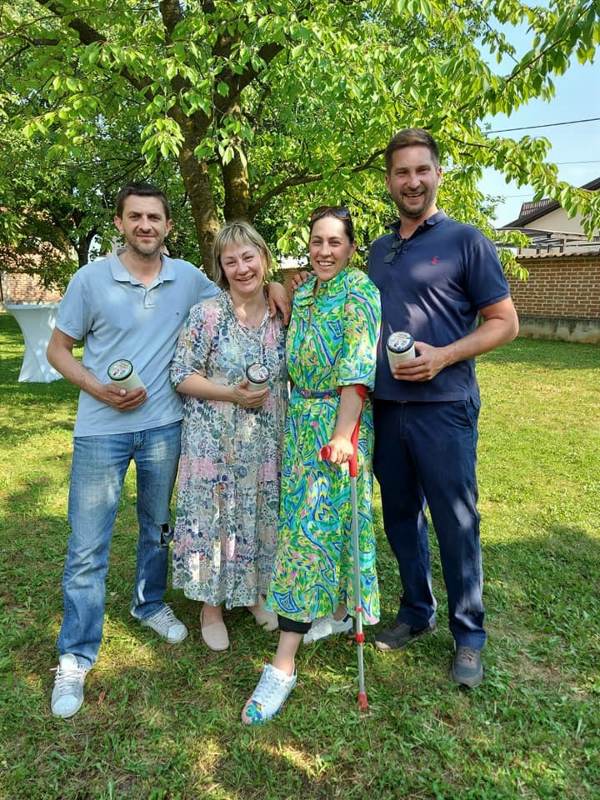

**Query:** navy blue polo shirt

left=368, top=211, right=510, bottom=403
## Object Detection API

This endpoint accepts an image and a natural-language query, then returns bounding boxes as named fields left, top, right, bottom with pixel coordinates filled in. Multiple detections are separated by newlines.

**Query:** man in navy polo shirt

left=369, top=129, right=518, bottom=687
left=46, top=182, right=288, bottom=718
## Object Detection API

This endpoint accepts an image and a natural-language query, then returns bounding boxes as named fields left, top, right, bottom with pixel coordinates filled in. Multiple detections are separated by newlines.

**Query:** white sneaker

left=303, top=614, right=353, bottom=644
left=51, top=654, right=89, bottom=718
left=140, top=604, right=188, bottom=643
left=242, top=664, right=297, bottom=725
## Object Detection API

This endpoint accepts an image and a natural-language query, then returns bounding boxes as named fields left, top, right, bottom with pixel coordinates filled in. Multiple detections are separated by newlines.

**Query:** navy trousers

left=373, top=398, right=486, bottom=649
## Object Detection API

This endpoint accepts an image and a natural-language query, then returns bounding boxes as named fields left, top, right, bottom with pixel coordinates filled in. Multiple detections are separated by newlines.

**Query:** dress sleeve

left=338, top=271, right=382, bottom=390
left=170, top=300, right=218, bottom=388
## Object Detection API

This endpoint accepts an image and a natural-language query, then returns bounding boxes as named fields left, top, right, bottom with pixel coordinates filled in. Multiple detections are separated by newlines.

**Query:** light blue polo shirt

left=56, top=254, right=219, bottom=436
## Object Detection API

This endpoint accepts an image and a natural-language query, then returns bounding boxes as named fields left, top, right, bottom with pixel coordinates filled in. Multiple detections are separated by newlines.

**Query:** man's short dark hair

left=115, top=182, right=171, bottom=220
left=385, top=128, right=440, bottom=173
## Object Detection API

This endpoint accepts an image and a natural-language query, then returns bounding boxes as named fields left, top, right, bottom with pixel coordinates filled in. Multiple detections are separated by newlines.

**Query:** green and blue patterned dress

left=266, top=266, right=382, bottom=624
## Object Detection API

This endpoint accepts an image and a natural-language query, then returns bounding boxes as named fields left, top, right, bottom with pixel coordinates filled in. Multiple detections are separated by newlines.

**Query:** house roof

left=516, top=247, right=600, bottom=261
left=501, top=177, right=600, bottom=229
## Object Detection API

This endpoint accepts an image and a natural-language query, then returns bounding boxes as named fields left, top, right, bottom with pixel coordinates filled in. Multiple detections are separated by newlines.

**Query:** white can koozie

left=246, top=362, right=269, bottom=392
left=107, top=359, right=145, bottom=391
left=386, top=331, right=415, bottom=371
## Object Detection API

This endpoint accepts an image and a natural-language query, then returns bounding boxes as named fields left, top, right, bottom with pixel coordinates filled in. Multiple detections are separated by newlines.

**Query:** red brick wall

left=0, top=273, right=62, bottom=304
left=508, top=255, right=600, bottom=319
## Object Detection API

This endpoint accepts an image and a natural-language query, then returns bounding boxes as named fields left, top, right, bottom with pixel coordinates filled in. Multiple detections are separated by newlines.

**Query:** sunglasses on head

left=309, top=205, right=351, bottom=222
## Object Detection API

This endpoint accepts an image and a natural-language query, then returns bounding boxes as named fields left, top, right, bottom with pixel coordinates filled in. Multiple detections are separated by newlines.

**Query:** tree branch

left=0, top=44, right=31, bottom=70
left=250, top=147, right=385, bottom=216
left=34, top=0, right=152, bottom=94
left=502, top=6, right=590, bottom=87
left=213, top=0, right=316, bottom=116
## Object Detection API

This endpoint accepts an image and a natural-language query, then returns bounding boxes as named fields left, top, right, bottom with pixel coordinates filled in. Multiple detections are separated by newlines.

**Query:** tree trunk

left=220, top=104, right=250, bottom=222
left=76, top=229, right=97, bottom=267
left=177, top=132, right=220, bottom=275
left=222, top=150, right=251, bottom=221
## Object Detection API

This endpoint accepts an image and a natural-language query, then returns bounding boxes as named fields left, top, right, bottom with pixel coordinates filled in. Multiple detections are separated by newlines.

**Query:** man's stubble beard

left=125, top=240, right=164, bottom=261
left=395, top=186, right=437, bottom=220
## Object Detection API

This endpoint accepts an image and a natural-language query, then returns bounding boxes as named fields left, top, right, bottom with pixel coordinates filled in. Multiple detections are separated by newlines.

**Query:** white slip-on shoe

left=201, top=605, right=229, bottom=651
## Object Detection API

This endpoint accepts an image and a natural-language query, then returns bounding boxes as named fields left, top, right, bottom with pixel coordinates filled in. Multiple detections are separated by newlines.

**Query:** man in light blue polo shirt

left=47, top=182, right=288, bottom=718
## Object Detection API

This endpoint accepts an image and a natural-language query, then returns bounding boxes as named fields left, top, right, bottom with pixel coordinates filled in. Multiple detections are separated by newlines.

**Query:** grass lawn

left=1, top=312, right=599, bottom=800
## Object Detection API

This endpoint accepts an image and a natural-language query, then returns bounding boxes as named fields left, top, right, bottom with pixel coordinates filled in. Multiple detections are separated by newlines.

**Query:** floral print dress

left=170, top=292, right=287, bottom=608
left=266, top=267, right=381, bottom=624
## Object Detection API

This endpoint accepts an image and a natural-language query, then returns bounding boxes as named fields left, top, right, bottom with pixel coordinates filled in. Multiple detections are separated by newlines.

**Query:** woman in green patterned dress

left=242, top=207, right=381, bottom=724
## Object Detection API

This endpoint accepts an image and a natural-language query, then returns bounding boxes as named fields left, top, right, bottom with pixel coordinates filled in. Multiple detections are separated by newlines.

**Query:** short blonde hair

left=212, top=220, right=272, bottom=290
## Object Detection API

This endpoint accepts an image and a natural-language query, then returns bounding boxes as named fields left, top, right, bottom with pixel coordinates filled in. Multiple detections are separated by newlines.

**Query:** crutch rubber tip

left=358, top=692, right=369, bottom=711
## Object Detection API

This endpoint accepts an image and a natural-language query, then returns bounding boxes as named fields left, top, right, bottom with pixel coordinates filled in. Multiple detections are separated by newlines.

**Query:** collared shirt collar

left=109, top=253, right=176, bottom=285
left=387, top=210, right=447, bottom=237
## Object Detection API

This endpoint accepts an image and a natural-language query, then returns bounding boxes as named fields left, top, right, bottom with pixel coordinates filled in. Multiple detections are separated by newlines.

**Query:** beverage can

left=107, top=359, right=145, bottom=391
left=386, top=331, right=415, bottom=370
left=246, top=362, right=269, bottom=392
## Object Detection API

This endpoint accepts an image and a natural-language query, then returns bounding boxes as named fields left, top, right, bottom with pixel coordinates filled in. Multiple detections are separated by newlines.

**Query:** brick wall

left=0, top=272, right=62, bottom=305
left=508, top=255, right=600, bottom=319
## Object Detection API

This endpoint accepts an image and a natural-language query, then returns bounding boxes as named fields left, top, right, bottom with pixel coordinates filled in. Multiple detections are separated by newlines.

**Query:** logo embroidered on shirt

left=431, top=256, right=440, bottom=264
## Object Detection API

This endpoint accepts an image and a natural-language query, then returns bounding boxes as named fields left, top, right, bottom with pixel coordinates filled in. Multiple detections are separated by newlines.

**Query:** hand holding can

left=245, top=362, right=270, bottom=392
left=386, top=331, right=415, bottom=371
left=107, top=359, right=146, bottom=392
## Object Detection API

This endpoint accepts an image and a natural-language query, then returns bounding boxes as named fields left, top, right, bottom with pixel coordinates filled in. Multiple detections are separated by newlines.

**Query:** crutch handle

left=319, top=385, right=368, bottom=477
left=320, top=444, right=332, bottom=461
left=320, top=430, right=359, bottom=473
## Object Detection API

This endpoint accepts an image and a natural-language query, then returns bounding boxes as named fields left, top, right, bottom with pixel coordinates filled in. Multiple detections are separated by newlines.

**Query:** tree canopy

left=1, top=0, right=599, bottom=284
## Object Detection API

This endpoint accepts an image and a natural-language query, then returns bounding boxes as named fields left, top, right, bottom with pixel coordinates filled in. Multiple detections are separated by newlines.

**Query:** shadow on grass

left=3, top=514, right=599, bottom=799
left=0, top=419, right=74, bottom=448
left=3, top=314, right=599, bottom=798
left=0, top=315, right=75, bottom=399
left=0, top=374, right=74, bottom=401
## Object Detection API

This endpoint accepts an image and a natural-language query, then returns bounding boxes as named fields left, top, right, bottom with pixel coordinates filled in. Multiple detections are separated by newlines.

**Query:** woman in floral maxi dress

left=242, top=207, right=381, bottom=724
left=171, top=222, right=287, bottom=651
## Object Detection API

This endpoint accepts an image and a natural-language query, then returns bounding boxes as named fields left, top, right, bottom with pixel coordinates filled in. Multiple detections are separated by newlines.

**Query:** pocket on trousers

left=465, top=396, right=481, bottom=427
left=449, top=400, right=478, bottom=429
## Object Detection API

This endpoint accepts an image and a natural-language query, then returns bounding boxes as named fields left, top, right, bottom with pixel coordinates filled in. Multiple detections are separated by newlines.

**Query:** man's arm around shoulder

left=47, top=329, right=147, bottom=410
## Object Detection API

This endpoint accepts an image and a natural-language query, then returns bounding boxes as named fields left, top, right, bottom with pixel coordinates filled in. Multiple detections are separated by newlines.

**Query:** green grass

left=1, top=313, right=599, bottom=800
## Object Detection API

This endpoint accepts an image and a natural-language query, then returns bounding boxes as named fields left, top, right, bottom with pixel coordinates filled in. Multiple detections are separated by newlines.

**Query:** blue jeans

left=57, top=421, right=181, bottom=667
left=373, top=399, right=485, bottom=650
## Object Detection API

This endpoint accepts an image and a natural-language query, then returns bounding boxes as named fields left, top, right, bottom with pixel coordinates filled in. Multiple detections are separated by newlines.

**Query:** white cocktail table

left=5, top=303, right=62, bottom=382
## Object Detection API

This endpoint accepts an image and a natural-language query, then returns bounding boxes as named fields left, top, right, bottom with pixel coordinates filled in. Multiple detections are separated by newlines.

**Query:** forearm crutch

left=320, top=384, right=369, bottom=712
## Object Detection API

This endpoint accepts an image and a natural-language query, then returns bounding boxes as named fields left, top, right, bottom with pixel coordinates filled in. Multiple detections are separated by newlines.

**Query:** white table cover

left=5, top=303, right=62, bottom=383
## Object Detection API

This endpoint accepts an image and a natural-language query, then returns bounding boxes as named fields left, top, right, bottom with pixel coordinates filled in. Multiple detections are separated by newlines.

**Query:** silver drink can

left=246, top=362, right=270, bottom=392
left=107, top=359, right=145, bottom=391
left=386, top=331, right=415, bottom=370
